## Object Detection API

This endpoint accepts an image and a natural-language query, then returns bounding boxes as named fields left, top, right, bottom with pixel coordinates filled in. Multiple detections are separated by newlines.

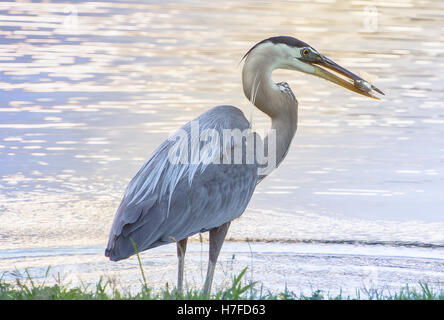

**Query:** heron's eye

left=302, top=48, right=310, bottom=57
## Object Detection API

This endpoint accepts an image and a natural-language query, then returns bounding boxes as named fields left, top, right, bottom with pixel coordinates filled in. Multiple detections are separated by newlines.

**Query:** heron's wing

left=105, top=105, right=260, bottom=261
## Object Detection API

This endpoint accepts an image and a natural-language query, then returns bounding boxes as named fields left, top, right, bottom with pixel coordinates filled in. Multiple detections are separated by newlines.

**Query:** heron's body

left=105, top=36, right=383, bottom=294
left=105, top=105, right=259, bottom=261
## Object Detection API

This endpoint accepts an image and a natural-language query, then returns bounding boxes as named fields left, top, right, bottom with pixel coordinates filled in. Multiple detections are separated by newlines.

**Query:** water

left=1, top=0, right=443, bottom=295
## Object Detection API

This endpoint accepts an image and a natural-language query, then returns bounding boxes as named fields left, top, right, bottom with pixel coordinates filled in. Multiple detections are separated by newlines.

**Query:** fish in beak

left=310, top=55, right=385, bottom=99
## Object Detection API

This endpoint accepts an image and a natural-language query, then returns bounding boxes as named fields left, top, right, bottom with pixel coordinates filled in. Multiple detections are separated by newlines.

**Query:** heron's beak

left=310, top=55, right=384, bottom=99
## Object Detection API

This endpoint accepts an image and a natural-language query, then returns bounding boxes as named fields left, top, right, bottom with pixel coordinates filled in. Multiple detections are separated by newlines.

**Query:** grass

left=1, top=260, right=443, bottom=300
left=1, top=241, right=442, bottom=300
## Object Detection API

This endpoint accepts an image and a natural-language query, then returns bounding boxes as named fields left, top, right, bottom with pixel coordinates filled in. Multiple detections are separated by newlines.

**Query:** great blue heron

left=105, top=36, right=383, bottom=295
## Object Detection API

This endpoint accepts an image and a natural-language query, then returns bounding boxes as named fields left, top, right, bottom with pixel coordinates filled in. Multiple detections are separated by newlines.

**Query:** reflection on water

left=0, top=0, right=443, bottom=292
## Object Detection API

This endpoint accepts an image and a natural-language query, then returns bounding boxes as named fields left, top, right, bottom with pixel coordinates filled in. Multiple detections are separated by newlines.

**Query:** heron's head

left=243, top=36, right=384, bottom=99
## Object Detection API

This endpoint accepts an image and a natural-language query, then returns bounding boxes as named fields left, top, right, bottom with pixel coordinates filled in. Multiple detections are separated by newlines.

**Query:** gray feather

left=105, top=105, right=261, bottom=261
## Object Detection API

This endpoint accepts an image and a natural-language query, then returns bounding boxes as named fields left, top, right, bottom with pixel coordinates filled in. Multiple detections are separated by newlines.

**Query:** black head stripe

left=242, top=36, right=310, bottom=60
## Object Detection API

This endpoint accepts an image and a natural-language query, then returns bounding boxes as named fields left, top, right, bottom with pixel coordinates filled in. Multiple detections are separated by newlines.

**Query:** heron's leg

left=176, top=238, right=188, bottom=293
left=203, top=222, right=231, bottom=296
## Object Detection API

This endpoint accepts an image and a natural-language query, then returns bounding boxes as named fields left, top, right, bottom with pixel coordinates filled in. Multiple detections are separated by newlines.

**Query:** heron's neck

left=242, top=55, right=298, bottom=168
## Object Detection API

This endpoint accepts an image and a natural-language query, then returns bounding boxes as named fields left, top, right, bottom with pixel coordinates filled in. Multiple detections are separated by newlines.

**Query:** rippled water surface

left=1, top=0, right=443, bottom=294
